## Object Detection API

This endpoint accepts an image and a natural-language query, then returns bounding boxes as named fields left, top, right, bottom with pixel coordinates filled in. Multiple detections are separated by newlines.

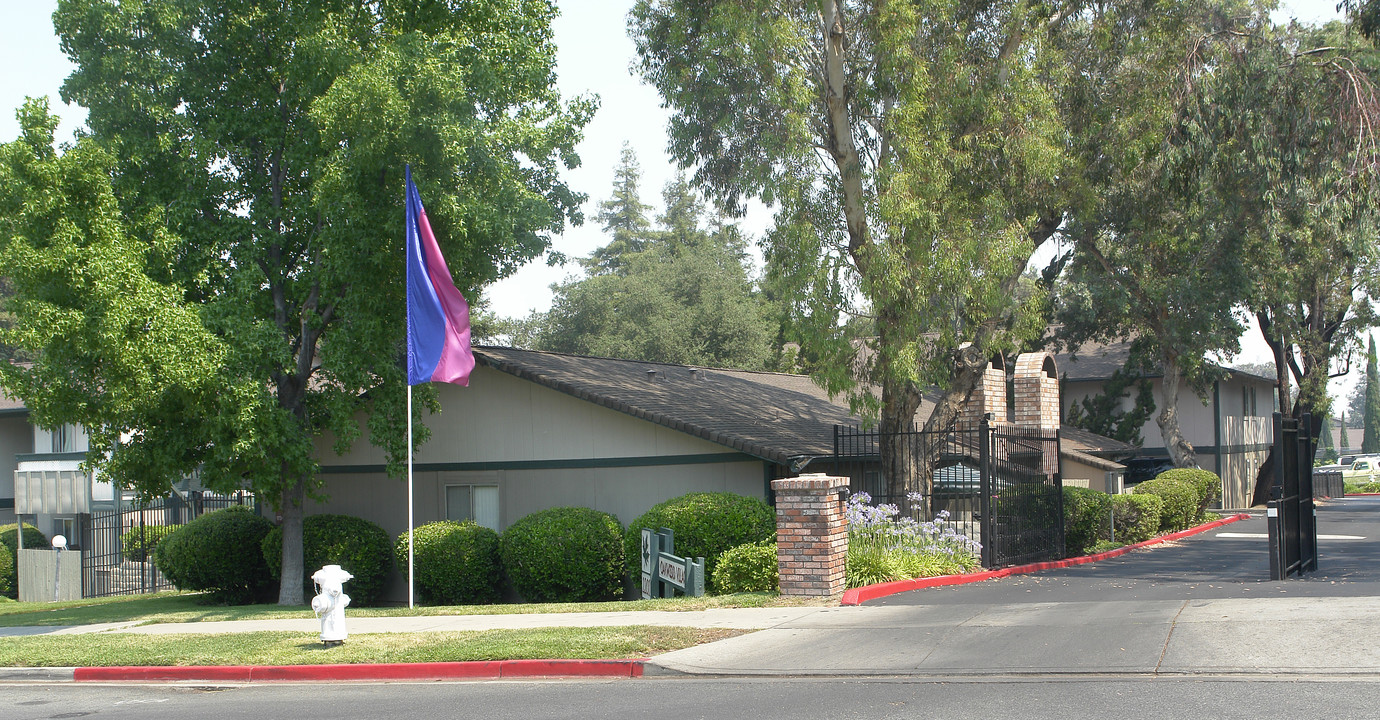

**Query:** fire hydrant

left=310, top=564, right=353, bottom=646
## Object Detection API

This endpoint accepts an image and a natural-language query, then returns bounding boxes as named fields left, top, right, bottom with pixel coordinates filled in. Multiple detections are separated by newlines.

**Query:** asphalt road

left=5, top=677, right=1380, bottom=720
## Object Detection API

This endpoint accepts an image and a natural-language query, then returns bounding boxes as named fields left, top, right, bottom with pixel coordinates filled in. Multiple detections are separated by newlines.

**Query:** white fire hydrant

left=310, top=564, right=353, bottom=646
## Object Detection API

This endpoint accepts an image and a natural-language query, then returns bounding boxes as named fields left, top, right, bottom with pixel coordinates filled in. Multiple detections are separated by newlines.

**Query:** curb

left=71, top=658, right=646, bottom=683
left=841, top=513, right=1252, bottom=605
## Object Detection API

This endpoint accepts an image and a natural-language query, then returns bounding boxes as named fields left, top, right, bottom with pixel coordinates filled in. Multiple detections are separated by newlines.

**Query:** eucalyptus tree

left=631, top=0, right=1241, bottom=508
left=0, top=0, right=593, bottom=604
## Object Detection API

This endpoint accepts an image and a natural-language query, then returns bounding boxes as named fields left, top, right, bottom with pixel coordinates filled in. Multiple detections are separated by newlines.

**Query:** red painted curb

left=840, top=513, right=1252, bottom=605
left=74, top=659, right=645, bottom=683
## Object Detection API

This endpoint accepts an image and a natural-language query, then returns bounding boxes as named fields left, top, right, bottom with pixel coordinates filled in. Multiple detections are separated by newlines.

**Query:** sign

left=638, top=527, right=705, bottom=599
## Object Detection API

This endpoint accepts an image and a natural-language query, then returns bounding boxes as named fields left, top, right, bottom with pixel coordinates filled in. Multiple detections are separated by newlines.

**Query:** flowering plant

left=844, top=491, right=982, bottom=589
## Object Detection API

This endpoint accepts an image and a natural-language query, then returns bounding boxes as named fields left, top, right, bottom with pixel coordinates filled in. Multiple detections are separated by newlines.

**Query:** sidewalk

left=4, top=498, right=1377, bottom=682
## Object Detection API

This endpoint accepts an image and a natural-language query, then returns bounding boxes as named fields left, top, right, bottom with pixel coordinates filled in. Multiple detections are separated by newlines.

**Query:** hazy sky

left=0, top=0, right=1357, bottom=391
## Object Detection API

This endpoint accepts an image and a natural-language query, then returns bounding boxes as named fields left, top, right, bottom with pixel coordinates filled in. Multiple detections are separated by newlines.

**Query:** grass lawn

left=0, top=591, right=829, bottom=628
left=0, top=627, right=742, bottom=667
left=0, top=591, right=827, bottom=667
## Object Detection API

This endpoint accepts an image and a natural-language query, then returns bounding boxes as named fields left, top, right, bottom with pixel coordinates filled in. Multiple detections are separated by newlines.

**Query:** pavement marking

left=1214, top=532, right=1366, bottom=540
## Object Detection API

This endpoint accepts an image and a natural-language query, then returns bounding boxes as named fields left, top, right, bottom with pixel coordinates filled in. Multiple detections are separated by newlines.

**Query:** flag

left=405, top=165, right=474, bottom=386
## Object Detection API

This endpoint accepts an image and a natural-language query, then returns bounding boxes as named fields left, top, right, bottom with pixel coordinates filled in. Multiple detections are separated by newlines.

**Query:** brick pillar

left=771, top=474, right=849, bottom=597
left=1014, top=352, right=1061, bottom=476
left=957, top=354, right=1007, bottom=431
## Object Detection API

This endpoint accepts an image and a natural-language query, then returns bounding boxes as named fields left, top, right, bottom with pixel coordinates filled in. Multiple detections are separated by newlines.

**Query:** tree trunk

left=277, top=478, right=306, bottom=606
left=1156, top=355, right=1198, bottom=468
left=880, top=378, right=923, bottom=517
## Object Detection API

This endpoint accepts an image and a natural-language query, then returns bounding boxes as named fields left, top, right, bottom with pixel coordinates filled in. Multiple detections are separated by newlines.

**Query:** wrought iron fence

left=81, top=491, right=256, bottom=598
left=832, top=418, right=1063, bottom=569
left=1268, top=412, right=1318, bottom=580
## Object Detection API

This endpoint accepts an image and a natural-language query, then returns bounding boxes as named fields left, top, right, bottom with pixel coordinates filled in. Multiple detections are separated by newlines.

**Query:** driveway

left=648, top=496, right=1380, bottom=677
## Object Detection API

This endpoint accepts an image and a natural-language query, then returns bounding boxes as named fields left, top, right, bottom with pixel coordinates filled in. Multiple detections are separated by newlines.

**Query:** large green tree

left=0, top=0, right=593, bottom=604
left=632, top=0, right=1245, bottom=510
left=530, top=156, right=774, bottom=369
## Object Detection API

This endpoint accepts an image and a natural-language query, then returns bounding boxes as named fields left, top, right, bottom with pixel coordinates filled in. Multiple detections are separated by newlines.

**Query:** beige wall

left=1060, top=457, right=1122, bottom=494
left=318, top=366, right=745, bottom=467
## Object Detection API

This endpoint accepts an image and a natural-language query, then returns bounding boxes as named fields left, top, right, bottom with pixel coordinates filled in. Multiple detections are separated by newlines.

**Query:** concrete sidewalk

left=4, top=497, right=1377, bottom=681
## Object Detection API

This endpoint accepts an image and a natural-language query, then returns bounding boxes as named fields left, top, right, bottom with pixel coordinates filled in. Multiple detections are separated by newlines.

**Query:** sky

left=0, top=0, right=1360, bottom=397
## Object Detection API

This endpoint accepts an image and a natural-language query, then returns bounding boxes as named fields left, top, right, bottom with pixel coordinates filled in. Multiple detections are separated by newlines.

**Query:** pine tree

left=1364, top=336, right=1380, bottom=453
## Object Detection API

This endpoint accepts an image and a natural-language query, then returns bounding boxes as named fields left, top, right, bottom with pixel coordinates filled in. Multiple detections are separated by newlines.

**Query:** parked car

left=1124, top=457, right=1176, bottom=488
left=1343, top=457, right=1380, bottom=484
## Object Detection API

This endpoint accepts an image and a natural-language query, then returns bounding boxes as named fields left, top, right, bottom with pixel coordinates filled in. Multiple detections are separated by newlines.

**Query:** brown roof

left=0, top=386, right=25, bottom=415
left=474, top=346, right=1132, bottom=468
left=1056, top=339, right=1275, bottom=384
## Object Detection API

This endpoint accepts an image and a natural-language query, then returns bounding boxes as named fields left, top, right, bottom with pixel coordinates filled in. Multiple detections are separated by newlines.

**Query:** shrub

left=1132, top=475, right=1198, bottom=532
left=1111, top=493, right=1163, bottom=544
left=623, top=492, right=775, bottom=594
left=1086, top=540, right=1125, bottom=555
left=395, top=521, right=500, bottom=605
left=0, top=523, right=48, bottom=600
left=153, top=505, right=275, bottom=604
left=121, top=525, right=180, bottom=563
left=0, top=550, right=12, bottom=598
left=262, top=514, right=394, bottom=607
left=1062, top=486, right=1113, bottom=556
left=499, top=507, right=624, bottom=603
left=711, top=542, right=779, bottom=594
left=1154, top=468, right=1222, bottom=521
left=845, top=493, right=981, bottom=589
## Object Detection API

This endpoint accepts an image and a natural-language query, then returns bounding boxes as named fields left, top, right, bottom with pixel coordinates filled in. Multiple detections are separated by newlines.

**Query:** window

left=1242, top=387, right=1258, bottom=417
left=445, top=485, right=499, bottom=530
left=52, top=517, right=75, bottom=549
left=51, top=424, right=73, bottom=453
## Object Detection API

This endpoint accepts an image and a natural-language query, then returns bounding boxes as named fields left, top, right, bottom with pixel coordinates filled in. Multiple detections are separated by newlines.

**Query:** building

left=1056, top=341, right=1277, bottom=509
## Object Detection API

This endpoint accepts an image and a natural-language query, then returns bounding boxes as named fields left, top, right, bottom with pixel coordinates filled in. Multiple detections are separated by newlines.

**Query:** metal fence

left=831, top=419, right=1063, bottom=569
left=1268, top=413, right=1318, bottom=580
left=80, top=491, right=256, bottom=598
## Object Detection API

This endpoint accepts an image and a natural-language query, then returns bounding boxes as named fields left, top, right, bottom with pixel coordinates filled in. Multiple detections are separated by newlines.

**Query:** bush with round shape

left=711, top=541, right=779, bottom=594
left=499, top=507, right=624, bottom=603
left=1154, top=468, right=1221, bottom=521
left=262, top=514, right=394, bottom=607
left=1132, top=475, right=1198, bottom=532
left=121, top=525, right=180, bottom=563
left=1111, top=493, right=1163, bottom=544
left=623, top=492, right=775, bottom=594
left=1062, top=486, right=1113, bottom=556
left=153, top=505, right=275, bottom=604
left=0, top=523, right=48, bottom=600
left=395, top=521, right=500, bottom=605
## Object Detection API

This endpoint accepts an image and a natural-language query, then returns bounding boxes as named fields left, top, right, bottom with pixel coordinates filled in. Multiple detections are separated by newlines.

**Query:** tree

left=532, top=165, right=774, bottom=369
left=0, top=0, right=593, bottom=605
left=1212, top=23, right=1380, bottom=503
left=1063, top=366, right=1157, bottom=447
left=632, top=0, right=1256, bottom=511
left=1365, top=336, right=1380, bottom=453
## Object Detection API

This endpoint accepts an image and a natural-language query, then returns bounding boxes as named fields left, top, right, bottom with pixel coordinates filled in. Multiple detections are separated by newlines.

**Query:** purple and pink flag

left=405, top=165, right=474, bottom=386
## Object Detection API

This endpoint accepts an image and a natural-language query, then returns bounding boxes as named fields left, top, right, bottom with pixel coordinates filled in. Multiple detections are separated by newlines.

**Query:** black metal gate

left=81, top=491, right=255, bottom=598
left=832, top=418, right=1063, bottom=569
left=1268, top=412, right=1318, bottom=580
left=979, top=418, right=1065, bottom=568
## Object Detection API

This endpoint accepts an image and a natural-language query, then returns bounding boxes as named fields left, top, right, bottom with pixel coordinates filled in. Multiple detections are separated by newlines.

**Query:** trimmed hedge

left=122, top=525, right=180, bottom=563
left=395, top=521, right=500, bottom=605
left=1155, top=468, right=1222, bottom=521
left=262, top=514, right=393, bottom=607
left=1111, top=493, right=1163, bottom=544
left=499, top=507, right=624, bottom=603
left=1063, top=486, right=1113, bottom=556
left=0, top=523, right=48, bottom=600
left=153, top=505, right=275, bottom=604
left=711, top=542, right=779, bottom=594
left=623, top=492, right=775, bottom=594
left=1132, top=475, right=1198, bottom=532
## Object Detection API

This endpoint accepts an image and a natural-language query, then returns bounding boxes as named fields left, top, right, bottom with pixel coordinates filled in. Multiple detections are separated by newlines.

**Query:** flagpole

left=407, top=384, right=414, bottom=609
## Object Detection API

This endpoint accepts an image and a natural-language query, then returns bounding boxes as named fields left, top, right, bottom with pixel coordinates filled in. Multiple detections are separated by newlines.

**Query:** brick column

left=772, top=474, right=849, bottom=597
left=1014, top=351, right=1061, bottom=477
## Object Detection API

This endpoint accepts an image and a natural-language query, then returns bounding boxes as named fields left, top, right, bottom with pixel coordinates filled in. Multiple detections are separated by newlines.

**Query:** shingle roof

left=474, top=346, right=1132, bottom=468
left=0, top=387, right=25, bottom=415
left=1057, top=339, right=1276, bottom=384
